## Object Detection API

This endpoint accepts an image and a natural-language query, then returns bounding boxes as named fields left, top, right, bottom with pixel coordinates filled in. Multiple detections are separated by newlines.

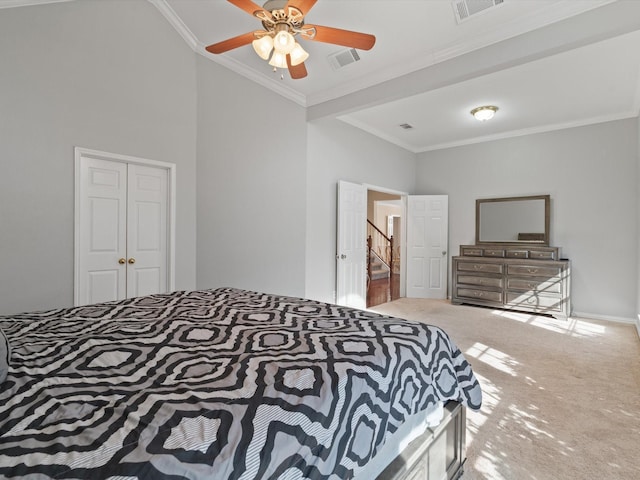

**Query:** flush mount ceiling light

left=205, top=0, right=376, bottom=80
left=470, top=105, right=499, bottom=121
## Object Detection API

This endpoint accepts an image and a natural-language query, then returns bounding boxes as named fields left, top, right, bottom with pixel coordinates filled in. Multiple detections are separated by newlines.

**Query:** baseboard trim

left=636, top=317, right=640, bottom=339
left=572, top=311, right=636, bottom=325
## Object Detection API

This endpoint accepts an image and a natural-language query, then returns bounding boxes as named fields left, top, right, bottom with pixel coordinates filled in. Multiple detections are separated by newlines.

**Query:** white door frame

left=74, top=147, right=176, bottom=305
left=362, top=183, right=409, bottom=299
left=341, top=183, right=449, bottom=304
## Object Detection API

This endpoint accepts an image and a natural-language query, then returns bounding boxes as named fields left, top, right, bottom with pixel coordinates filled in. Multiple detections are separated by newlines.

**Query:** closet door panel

left=78, top=158, right=127, bottom=305
left=126, top=164, right=168, bottom=298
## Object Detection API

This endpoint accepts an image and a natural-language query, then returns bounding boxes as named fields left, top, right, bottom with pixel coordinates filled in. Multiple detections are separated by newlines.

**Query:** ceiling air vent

left=399, top=123, right=414, bottom=130
left=328, top=48, right=361, bottom=70
left=452, top=0, right=505, bottom=23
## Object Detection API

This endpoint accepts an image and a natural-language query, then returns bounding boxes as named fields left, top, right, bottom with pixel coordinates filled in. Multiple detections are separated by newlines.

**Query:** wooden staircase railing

left=367, top=220, right=393, bottom=284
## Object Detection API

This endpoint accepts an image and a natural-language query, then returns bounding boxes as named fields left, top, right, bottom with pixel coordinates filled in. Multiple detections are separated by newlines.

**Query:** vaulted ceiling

left=4, top=0, right=640, bottom=152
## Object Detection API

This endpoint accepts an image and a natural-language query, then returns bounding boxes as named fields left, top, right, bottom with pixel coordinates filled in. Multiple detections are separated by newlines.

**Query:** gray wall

left=305, top=118, right=416, bottom=304
left=0, top=0, right=197, bottom=314
left=417, top=119, right=639, bottom=320
left=2, top=0, right=638, bottom=325
left=637, top=114, right=640, bottom=333
left=195, top=56, right=307, bottom=298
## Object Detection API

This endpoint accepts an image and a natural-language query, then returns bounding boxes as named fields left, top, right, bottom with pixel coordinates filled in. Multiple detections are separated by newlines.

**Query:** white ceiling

left=4, top=0, right=640, bottom=153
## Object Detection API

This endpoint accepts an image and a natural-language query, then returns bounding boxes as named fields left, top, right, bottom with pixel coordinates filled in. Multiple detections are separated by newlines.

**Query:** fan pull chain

left=272, top=66, right=285, bottom=81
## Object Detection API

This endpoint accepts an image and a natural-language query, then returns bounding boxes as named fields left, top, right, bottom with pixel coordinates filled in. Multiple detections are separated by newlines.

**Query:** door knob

left=128, top=258, right=136, bottom=264
left=118, top=258, right=126, bottom=264
left=442, top=251, right=447, bottom=256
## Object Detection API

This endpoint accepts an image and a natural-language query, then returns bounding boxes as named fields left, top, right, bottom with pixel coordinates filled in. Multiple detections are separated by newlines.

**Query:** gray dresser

left=452, top=244, right=570, bottom=319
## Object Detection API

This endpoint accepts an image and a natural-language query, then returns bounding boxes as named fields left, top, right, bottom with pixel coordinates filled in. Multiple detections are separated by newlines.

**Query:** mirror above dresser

left=476, top=194, right=550, bottom=245
left=453, top=195, right=570, bottom=319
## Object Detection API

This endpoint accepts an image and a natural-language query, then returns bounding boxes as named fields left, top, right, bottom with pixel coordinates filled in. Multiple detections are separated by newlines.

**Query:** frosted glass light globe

left=273, top=31, right=295, bottom=54
left=289, top=42, right=309, bottom=66
left=268, top=51, right=288, bottom=69
left=252, top=35, right=273, bottom=60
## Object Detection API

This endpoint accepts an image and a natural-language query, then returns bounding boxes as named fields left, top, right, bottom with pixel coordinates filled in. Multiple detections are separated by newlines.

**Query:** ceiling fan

left=205, top=0, right=376, bottom=79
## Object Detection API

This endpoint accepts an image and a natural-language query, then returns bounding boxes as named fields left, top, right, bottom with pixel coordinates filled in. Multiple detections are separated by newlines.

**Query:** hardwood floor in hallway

left=367, top=273, right=400, bottom=308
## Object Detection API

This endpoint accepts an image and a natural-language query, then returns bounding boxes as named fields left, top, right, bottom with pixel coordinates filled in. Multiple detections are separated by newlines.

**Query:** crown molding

left=416, top=111, right=639, bottom=153
left=149, top=0, right=306, bottom=106
left=633, top=58, right=640, bottom=116
left=194, top=47, right=307, bottom=107
left=147, top=0, right=198, bottom=51
left=340, top=109, right=639, bottom=154
left=306, top=0, right=618, bottom=107
left=0, top=0, right=72, bottom=8
left=336, top=115, right=420, bottom=154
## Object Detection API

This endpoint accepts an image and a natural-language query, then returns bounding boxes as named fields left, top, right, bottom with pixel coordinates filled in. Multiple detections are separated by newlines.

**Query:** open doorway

left=337, top=181, right=447, bottom=310
left=367, top=190, right=402, bottom=308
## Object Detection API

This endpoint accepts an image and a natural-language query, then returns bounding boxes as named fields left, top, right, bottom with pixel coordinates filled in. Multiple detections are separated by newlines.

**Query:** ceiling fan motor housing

left=262, top=0, right=288, bottom=11
left=259, top=2, right=305, bottom=34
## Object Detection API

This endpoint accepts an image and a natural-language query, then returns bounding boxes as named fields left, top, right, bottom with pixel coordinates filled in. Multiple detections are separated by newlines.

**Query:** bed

left=0, top=287, right=482, bottom=479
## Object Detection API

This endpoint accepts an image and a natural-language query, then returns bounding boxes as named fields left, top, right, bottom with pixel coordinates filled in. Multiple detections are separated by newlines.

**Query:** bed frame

left=378, top=401, right=467, bottom=480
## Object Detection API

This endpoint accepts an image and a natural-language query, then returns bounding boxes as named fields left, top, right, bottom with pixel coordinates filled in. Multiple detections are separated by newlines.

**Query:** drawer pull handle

left=527, top=268, right=538, bottom=274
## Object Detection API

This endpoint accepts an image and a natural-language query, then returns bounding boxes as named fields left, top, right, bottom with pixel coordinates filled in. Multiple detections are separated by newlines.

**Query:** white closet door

left=126, top=164, right=168, bottom=298
left=76, top=153, right=170, bottom=306
left=78, top=158, right=128, bottom=304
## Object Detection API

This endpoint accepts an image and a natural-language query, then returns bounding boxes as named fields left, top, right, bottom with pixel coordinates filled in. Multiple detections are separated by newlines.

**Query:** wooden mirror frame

left=476, top=194, right=550, bottom=245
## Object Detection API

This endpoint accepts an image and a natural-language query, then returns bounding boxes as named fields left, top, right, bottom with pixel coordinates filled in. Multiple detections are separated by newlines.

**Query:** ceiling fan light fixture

left=289, top=42, right=309, bottom=66
left=268, top=50, right=288, bottom=69
left=471, top=105, right=499, bottom=121
left=273, top=30, right=296, bottom=54
left=252, top=35, right=274, bottom=60
left=205, top=0, right=376, bottom=80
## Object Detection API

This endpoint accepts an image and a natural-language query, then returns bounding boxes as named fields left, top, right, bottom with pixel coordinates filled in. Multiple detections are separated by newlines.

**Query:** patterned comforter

left=0, top=288, right=482, bottom=479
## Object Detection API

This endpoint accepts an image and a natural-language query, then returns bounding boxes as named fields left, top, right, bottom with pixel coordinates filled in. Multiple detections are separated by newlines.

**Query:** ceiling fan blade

left=287, top=55, right=308, bottom=79
left=304, top=25, right=376, bottom=50
left=205, top=31, right=259, bottom=54
left=285, top=0, right=317, bottom=16
left=227, top=0, right=272, bottom=20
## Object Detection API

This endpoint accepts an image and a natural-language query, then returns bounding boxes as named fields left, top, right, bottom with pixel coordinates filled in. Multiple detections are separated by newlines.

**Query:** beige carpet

left=370, top=299, right=640, bottom=480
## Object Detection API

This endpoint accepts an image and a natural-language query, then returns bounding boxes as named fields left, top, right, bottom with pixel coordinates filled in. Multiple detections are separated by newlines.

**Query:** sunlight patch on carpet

left=491, top=310, right=607, bottom=338
left=466, top=342, right=519, bottom=377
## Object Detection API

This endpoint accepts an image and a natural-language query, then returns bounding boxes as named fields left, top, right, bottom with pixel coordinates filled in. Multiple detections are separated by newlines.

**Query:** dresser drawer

left=483, top=248, right=505, bottom=257
left=460, top=247, right=483, bottom=256
left=507, top=264, right=562, bottom=277
left=507, top=277, right=562, bottom=294
left=456, top=262, right=504, bottom=274
left=505, top=250, right=529, bottom=259
left=458, top=275, right=503, bottom=289
left=457, top=288, right=503, bottom=303
left=529, top=250, right=556, bottom=260
left=506, top=292, right=563, bottom=312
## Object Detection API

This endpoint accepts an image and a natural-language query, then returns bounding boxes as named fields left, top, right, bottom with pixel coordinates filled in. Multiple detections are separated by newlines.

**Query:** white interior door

left=336, top=180, right=367, bottom=309
left=406, top=195, right=449, bottom=299
left=126, top=164, right=168, bottom=298
left=76, top=149, right=173, bottom=306
left=78, top=158, right=128, bottom=304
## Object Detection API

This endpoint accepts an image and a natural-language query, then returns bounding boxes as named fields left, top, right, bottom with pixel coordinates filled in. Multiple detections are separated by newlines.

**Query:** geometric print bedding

left=0, top=288, right=482, bottom=479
